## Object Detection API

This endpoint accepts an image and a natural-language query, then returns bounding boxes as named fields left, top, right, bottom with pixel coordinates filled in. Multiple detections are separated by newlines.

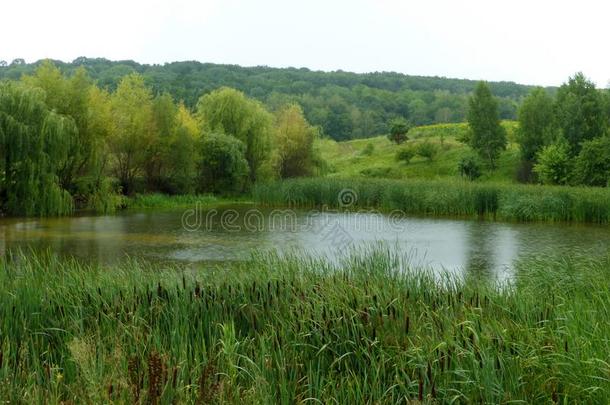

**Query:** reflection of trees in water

left=464, top=221, right=495, bottom=282
left=463, top=221, right=521, bottom=284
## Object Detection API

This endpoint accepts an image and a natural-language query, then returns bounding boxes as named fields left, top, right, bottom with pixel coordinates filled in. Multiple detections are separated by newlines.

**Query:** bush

left=387, top=117, right=411, bottom=144
left=416, top=142, right=439, bottom=161
left=199, top=133, right=250, bottom=194
left=395, top=147, right=415, bottom=163
left=458, top=155, right=482, bottom=180
left=360, top=166, right=393, bottom=178
left=533, top=142, right=572, bottom=185
left=573, top=137, right=610, bottom=186
left=360, top=142, right=375, bottom=156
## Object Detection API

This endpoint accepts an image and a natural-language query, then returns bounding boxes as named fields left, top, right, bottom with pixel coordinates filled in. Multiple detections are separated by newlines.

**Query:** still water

left=1, top=204, right=608, bottom=279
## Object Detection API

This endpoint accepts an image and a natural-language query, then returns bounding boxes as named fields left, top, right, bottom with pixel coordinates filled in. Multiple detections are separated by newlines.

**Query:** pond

left=1, top=203, right=608, bottom=280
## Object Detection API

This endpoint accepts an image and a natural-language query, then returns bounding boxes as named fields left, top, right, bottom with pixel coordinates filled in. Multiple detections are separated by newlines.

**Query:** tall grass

left=0, top=248, right=608, bottom=403
left=254, top=178, right=610, bottom=223
left=123, top=193, right=224, bottom=210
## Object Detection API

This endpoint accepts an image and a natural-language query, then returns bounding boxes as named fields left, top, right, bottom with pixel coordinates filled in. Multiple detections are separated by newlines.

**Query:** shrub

left=416, top=142, right=439, bottom=161
left=360, top=166, right=393, bottom=178
left=361, top=142, right=375, bottom=156
left=387, top=117, right=411, bottom=144
left=395, top=147, right=415, bottom=163
left=573, top=137, right=610, bottom=186
left=533, top=142, right=572, bottom=185
left=199, top=132, right=249, bottom=194
left=458, top=155, right=482, bottom=180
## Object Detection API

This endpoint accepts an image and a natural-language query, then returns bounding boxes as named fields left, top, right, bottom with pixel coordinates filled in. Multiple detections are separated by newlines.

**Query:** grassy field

left=319, top=121, right=520, bottom=183
left=254, top=177, right=610, bottom=223
left=0, top=249, right=608, bottom=403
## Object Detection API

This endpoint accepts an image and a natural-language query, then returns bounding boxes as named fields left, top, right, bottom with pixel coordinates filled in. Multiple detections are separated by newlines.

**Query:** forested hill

left=0, top=57, right=538, bottom=140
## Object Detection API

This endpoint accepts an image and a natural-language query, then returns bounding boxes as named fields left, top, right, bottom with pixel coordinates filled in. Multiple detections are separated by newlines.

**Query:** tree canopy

left=0, top=58, right=536, bottom=140
left=467, top=82, right=507, bottom=168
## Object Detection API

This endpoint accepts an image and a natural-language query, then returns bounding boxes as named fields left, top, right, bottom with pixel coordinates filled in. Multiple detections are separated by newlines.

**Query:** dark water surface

left=1, top=204, right=608, bottom=279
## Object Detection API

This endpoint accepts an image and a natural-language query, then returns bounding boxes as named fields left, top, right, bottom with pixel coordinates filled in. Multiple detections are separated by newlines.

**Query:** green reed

left=0, top=248, right=608, bottom=403
left=254, top=178, right=610, bottom=224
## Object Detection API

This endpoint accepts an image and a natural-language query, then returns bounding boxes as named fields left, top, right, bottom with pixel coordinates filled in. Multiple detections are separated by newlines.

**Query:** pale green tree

left=109, top=74, right=155, bottom=194
left=275, top=104, right=319, bottom=178
left=196, top=87, right=274, bottom=183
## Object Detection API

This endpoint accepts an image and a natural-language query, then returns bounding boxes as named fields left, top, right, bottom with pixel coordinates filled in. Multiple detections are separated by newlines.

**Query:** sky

left=2, top=0, right=609, bottom=87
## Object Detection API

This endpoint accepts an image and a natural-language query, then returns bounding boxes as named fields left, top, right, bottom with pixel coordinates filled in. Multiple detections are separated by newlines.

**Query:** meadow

left=318, top=121, right=520, bottom=182
left=0, top=248, right=608, bottom=403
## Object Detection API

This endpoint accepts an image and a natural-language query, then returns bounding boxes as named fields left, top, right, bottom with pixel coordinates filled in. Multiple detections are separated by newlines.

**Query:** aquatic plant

left=254, top=177, right=610, bottom=224
left=0, top=248, right=608, bottom=402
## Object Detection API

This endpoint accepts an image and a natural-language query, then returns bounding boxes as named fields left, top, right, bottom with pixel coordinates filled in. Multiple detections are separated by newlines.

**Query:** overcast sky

left=2, top=0, right=609, bottom=87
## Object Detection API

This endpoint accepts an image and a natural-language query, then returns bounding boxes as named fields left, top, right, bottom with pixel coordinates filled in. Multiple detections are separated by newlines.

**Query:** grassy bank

left=0, top=249, right=608, bottom=403
left=254, top=177, right=610, bottom=224
left=122, top=194, right=249, bottom=210
left=318, top=121, right=520, bottom=183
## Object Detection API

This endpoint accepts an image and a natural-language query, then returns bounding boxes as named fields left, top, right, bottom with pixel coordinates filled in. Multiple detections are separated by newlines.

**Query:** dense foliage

left=514, top=73, right=610, bottom=186
left=0, top=62, right=323, bottom=216
left=0, top=82, right=75, bottom=216
left=0, top=57, right=535, bottom=140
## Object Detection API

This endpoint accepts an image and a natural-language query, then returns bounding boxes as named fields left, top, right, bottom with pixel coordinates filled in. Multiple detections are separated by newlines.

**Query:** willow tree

left=0, top=82, right=75, bottom=216
left=196, top=87, right=273, bottom=183
left=165, top=103, right=200, bottom=194
left=275, top=104, right=319, bottom=178
left=23, top=61, right=107, bottom=199
left=146, top=92, right=177, bottom=190
left=109, top=74, right=155, bottom=194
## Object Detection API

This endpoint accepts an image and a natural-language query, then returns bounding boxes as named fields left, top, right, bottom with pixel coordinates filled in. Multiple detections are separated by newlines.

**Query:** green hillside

left=319, top=121, right=520, bottom=182
left=0, top=58, right=537, bottom=140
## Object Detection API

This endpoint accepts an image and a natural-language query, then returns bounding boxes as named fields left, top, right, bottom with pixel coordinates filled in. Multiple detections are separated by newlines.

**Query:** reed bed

left=254, top=178, right=610, bottom=224
left=0, top=248, right=608, bottom=403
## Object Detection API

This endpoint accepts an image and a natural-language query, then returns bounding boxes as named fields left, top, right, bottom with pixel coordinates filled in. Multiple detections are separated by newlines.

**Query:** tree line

left=0, top=58, right=535, bottom=140
left=454, top=73, right=610, bottom=185
left=0, top=61, right=322, bottom=216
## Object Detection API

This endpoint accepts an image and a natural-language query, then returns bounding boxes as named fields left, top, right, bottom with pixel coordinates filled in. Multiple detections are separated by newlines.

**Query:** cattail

left=405, top=316, right=410, bottom=335
left=148, top=351, right=164, bottom=405
left=418, top=378, right=423, bottom=401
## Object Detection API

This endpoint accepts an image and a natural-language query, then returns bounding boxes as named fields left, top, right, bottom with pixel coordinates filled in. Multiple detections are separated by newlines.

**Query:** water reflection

left=1, top=205, right=609, bottom=281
